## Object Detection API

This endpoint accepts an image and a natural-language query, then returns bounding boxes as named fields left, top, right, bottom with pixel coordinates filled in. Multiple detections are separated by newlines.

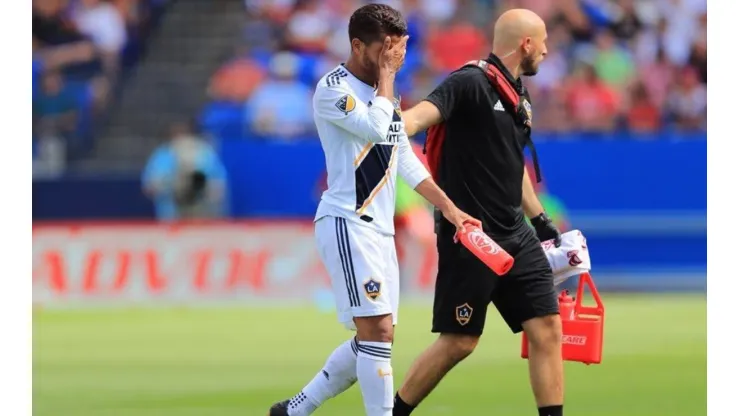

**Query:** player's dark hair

left=348, top=3, right=407, bottom=44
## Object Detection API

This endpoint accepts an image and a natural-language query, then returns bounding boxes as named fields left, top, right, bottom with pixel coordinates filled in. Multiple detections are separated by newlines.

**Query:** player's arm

left=522, top=169, right=561, bottom=245
left=397, top=137, right=481, bottom=234
left=314, top=84, right=397, bottom=144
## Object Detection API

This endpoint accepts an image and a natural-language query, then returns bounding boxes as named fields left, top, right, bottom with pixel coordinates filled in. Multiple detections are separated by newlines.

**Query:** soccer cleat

left=268, top=399, right=290, bottom=416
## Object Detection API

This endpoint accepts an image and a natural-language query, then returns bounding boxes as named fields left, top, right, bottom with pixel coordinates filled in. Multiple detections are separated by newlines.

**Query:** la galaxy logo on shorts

left=363, top=278, right=381, bottom=301
left=335, top=94, right=356, bottom=115
left=455, top=303, right=473, bottom=326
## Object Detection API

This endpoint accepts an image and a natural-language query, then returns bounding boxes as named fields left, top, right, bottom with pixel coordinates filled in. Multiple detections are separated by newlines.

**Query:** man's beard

left=521, top=53, right=539, bottom=76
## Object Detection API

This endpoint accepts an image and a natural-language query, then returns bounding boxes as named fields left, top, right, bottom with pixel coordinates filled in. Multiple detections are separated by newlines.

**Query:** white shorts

left=315, top=216, right=399, bottom=331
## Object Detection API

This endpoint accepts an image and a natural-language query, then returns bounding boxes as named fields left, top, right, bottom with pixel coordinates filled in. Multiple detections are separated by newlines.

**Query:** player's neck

left=492, top=48, right=522, bottom=79
left=344, top=58, right=377, bottom=88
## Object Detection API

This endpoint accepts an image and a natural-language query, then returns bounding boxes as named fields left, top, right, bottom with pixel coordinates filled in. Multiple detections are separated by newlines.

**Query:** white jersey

left=313, top=65, right=430, bottom=235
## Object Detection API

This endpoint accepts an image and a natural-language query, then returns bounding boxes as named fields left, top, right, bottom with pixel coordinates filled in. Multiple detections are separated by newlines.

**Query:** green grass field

left=33, top=294, right=706, bottom=416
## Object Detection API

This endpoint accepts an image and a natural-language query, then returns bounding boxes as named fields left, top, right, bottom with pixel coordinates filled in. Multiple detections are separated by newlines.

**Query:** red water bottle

left=558, top=290, right=576, bottom=321
left=456, top=223, right=514, bottom=276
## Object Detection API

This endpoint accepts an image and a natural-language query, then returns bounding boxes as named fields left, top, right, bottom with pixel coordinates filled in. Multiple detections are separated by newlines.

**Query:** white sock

left=356, top=341, right=393, bottom=416
left=287, top=337, right=359, bottom=415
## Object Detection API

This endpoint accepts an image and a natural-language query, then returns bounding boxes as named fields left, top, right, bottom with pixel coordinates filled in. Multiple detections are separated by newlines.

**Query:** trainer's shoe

left=268, top=399, right=290, bottom=416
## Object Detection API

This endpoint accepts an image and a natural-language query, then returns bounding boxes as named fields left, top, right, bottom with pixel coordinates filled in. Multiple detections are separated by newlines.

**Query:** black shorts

left=431, top=226, right=559, bottom=335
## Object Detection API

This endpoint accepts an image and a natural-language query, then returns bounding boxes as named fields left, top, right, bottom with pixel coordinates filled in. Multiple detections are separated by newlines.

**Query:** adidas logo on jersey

left=494, top=100, right=505, bottom=112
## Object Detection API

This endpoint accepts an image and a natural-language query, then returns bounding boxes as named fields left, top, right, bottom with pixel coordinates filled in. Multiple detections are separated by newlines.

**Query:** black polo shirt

left=424, top=53, right=534, bottom=239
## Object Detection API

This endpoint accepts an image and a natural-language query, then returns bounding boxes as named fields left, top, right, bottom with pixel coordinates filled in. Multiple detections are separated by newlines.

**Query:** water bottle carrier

left=521, top=272, right=605, bottom=365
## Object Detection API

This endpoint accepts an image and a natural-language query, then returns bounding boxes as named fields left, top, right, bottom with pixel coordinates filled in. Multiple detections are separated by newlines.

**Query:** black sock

left=538, top=405, right=563, bottom=416
left=393, top=392, right=416, bottom=416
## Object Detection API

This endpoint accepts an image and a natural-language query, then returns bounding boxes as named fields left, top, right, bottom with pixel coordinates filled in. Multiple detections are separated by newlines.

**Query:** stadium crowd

left=32, top=0, right=168, bottom=172
left=203, top=0, right=707, bottom=141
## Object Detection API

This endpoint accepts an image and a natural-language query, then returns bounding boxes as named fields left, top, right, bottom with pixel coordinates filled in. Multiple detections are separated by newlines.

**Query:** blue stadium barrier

left=33, top=134, right=707, bottom=290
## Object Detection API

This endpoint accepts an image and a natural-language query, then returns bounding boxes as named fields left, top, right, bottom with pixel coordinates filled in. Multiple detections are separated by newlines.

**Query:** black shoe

left=268, top=399, right=290, bottom=416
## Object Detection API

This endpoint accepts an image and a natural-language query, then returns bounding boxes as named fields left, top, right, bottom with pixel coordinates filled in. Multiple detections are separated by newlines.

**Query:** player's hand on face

left=378, top=35, right=409, bottom=74
left=442, top=206, right=482, bottom=238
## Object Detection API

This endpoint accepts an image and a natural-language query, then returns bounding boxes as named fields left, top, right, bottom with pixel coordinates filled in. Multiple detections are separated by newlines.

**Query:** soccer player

left=268, top=4, right=479, bottom=416
left=392, top=9, right=566, bottom=416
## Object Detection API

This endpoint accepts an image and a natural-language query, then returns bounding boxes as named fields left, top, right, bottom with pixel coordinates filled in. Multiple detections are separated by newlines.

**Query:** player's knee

left=440, top=333, right=480, bottom=362
left=354, top=314, right=394, bottom=343
left=523, top=314, right=562, bottom=352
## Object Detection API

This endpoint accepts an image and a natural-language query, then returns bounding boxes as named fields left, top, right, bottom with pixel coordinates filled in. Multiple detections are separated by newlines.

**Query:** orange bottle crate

left=521, top=272, right=605, bottom=365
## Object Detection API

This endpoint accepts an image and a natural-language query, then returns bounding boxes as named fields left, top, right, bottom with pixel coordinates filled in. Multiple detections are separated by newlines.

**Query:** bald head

left=493, top=8, right=546, bottom=51
left=492, top=8, right=548, bottom=77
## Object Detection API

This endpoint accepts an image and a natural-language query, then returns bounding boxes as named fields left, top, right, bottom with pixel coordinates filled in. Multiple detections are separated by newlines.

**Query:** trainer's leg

left=394, top=235, right=495, bottom=416
left=522, top=314, right=564, bottom=415
left=498, top=230, right=564, bottom=416
left=286, top=337, right=360, bottom=415
left=393, top=333, right=479, bottom=415
left=355, top=314, right=395, bottom=416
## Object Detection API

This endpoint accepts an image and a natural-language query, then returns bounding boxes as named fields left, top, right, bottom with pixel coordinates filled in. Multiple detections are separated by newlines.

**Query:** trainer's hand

left=531, top=212, right=561, bottom=247
left=441, top=205, right=482, bottom=239
left=378, top=35, right=409, bottom=74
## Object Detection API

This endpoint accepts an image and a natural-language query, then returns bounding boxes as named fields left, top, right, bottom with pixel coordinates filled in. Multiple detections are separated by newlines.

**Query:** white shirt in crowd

left=73, top=2, right=127, bottom=53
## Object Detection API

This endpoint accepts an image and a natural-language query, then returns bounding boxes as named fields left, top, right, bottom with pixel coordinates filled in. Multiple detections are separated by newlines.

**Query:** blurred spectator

left=637, top=48, right=674, bottom=108
left=205, top=0, right=707, bottom=138
left=592, top=30, right=635, bottom=87
left=33, top=71, right=79, bottom=146
left=33, top=36, right=96, bottom=74
left=666, top=67, right=706, bottom=131
left=528, top=22, right=570, bottom=94
left=33, top=0, right=87, bottom=46
left=142, top=121, right=229, bottom=221
left=32, top=133, right=66, bottom=178
left=534, top=89, right=573, bottom=133
left=208, top=46, right=267, bottom=103
left=564, top=65, right=619, bottom=132
left=659, top=0, right=705, bottom=65
left=322, top=0, right=361, bottom=61
left=609, top=0, right=643, bottom=40
left=687, top=13, right=707, bottom=84
left=71, top=0, right=127, bottom=78
left=625, top=82, right=662, bottom=133
left=426, top=12, right=487, bottom=73
left=417, top=0, right=458, bottom=24
left=553, top=0, right=594, bottom=42
left=245, top=51, right=314, bottom=139
left=284, top=0, right=333, bottom=53
left=245, top=0, right=298, bottom=24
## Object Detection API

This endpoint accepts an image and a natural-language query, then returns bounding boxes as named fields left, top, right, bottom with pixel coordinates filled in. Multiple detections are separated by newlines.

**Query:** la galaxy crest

left=363, top=278, right=381, bottom=301
left=335, top=94, right=356, bottom=115
left=455, top=303, right=473, bottom=326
